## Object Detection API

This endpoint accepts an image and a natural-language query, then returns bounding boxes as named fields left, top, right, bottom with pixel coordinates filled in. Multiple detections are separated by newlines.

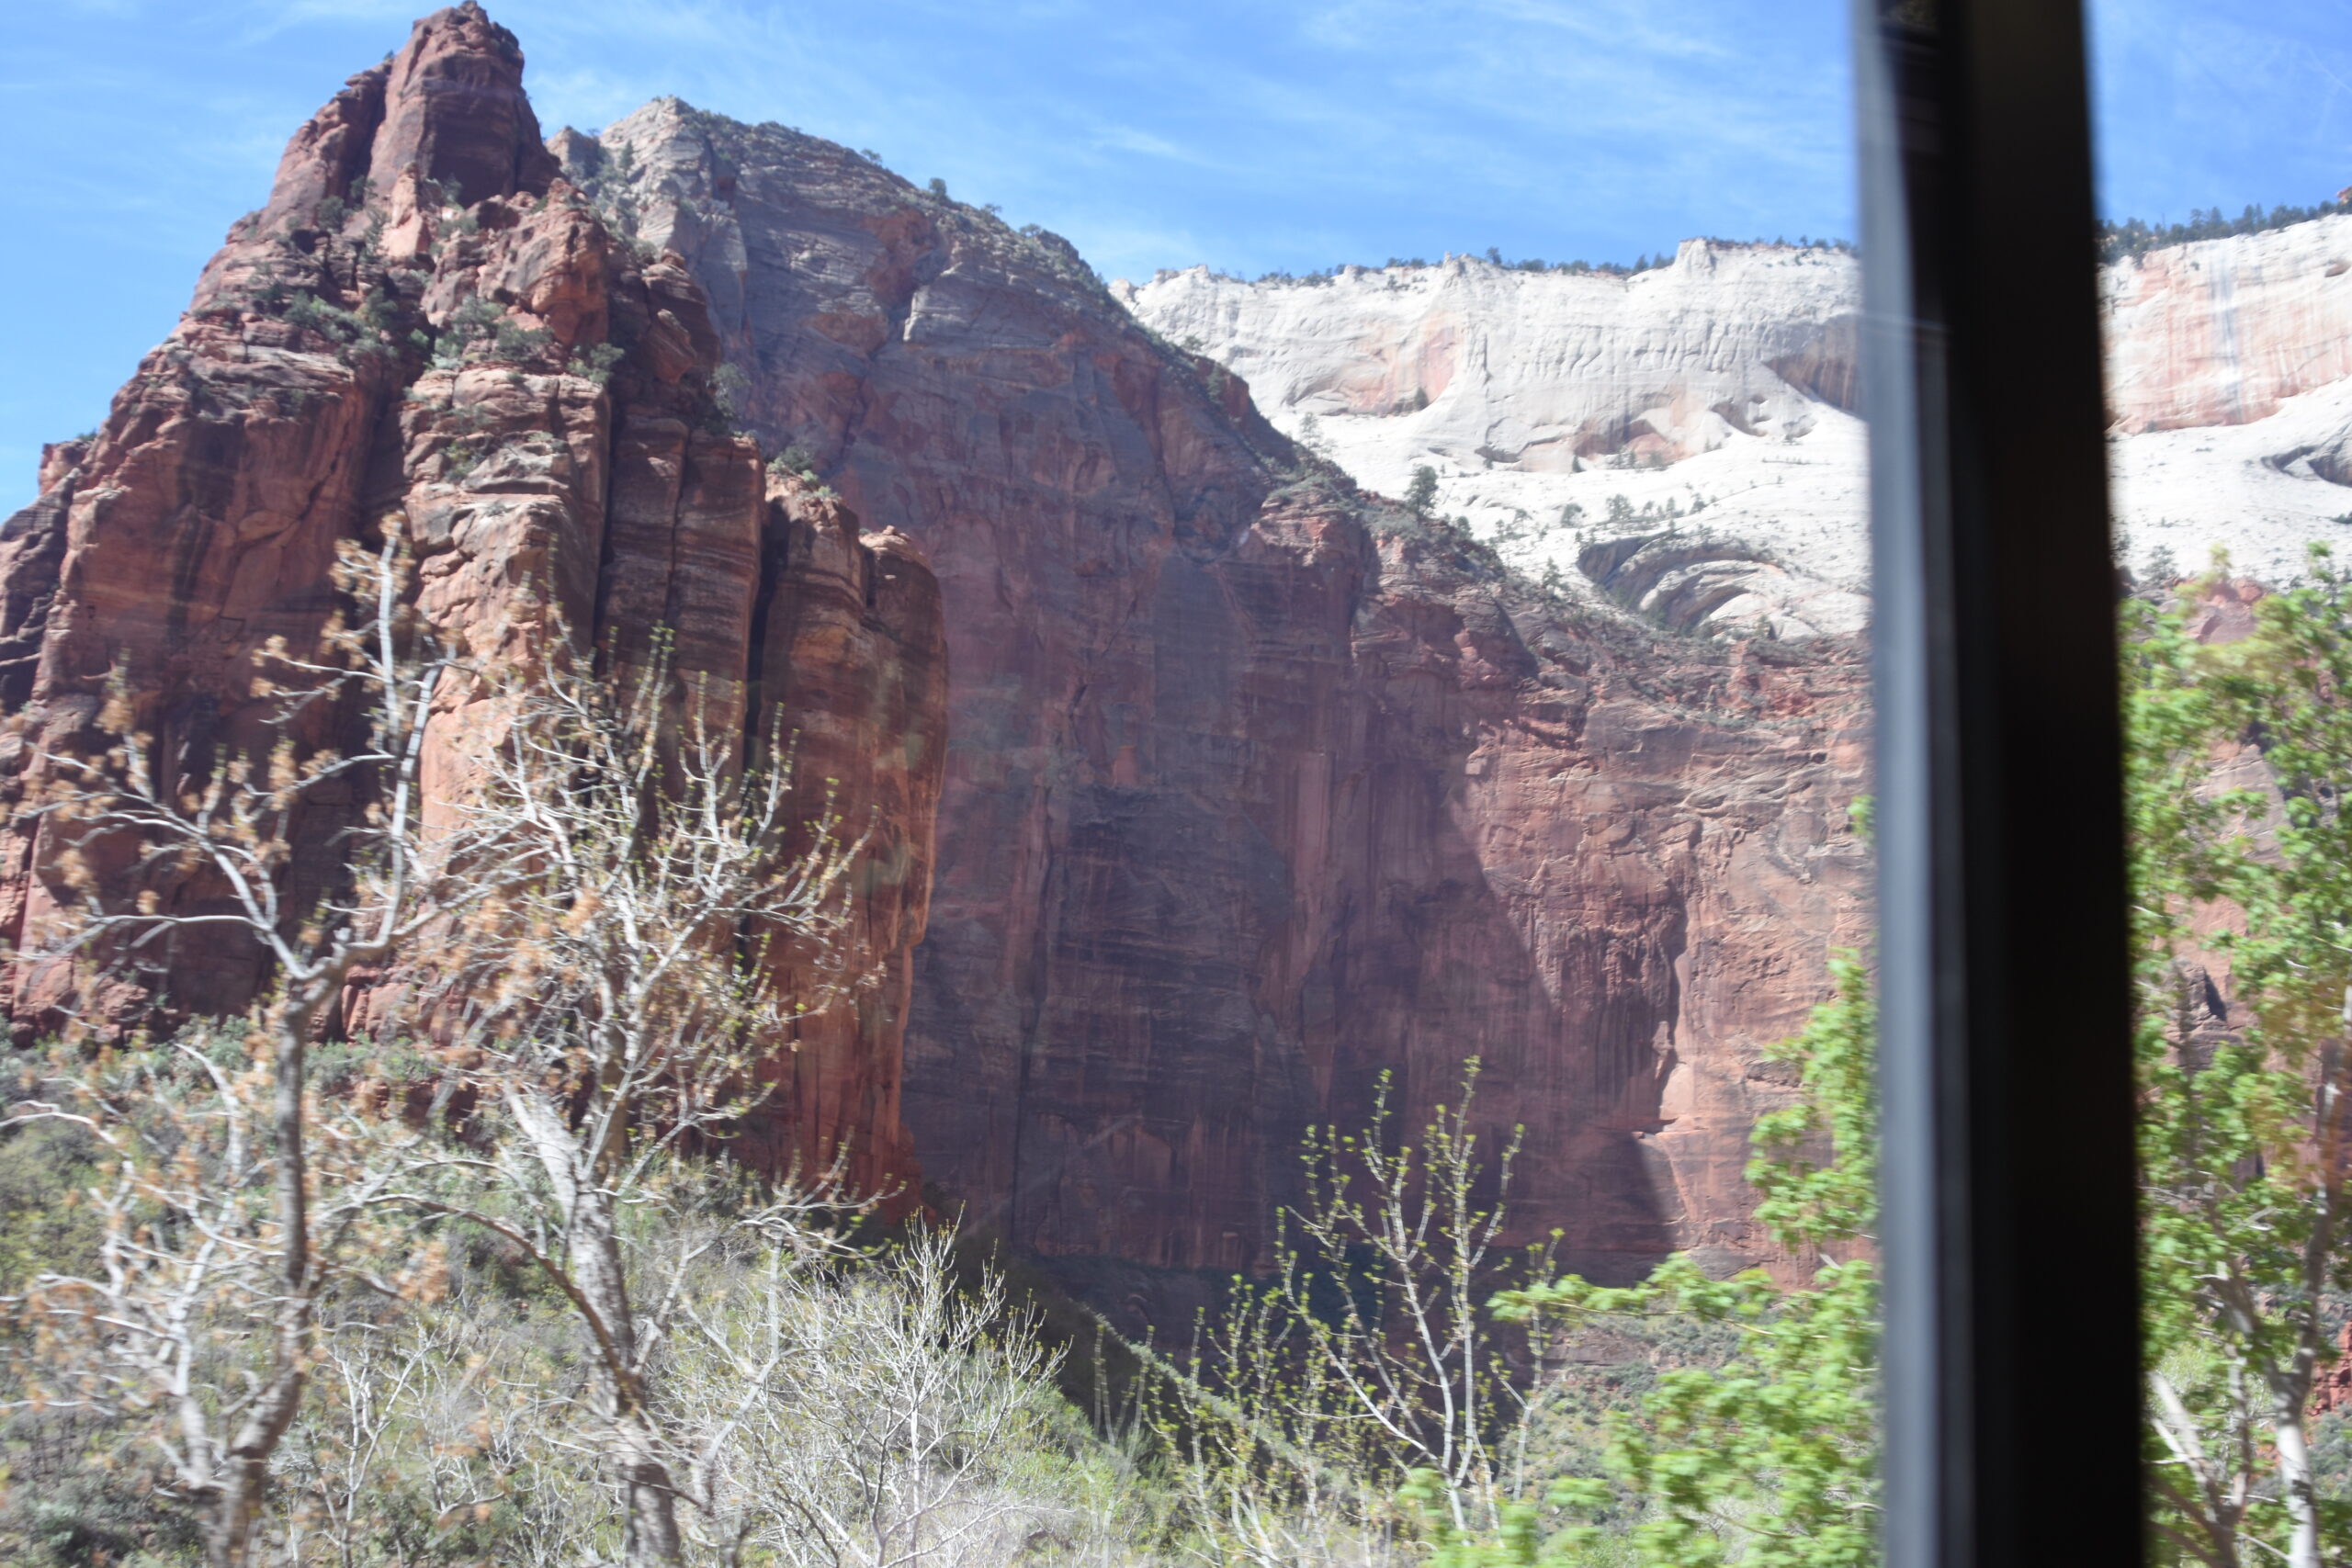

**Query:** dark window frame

left=1854, top=1, right=2143, bottom=1563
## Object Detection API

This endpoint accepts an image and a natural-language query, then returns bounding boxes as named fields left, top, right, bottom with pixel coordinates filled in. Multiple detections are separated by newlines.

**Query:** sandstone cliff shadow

left=1321, top=671, right=1693, bottom=1292
left=910, top=533, right=1691, bottom=1303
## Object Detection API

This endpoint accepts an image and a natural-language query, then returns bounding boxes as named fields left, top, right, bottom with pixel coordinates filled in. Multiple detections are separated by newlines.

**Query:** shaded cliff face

left=581, top=100, right=1871, bottom=1297
left=0, top=5, right=945, bottom=1197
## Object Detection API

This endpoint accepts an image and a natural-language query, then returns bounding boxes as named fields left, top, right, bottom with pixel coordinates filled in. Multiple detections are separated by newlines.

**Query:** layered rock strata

left=1117, top=243, right=1860, bottom=473
left=1126, top=220, right=2352, bottom=635
left=2103, top=218, right=2352, bottom=434
left=1, top=8, right=1877, bottom=1300
left=1123, top=247, right=1872, bottom=640
left=580, top=100, right=1871, bottom=1299
left=0, top=4, right=944, bottom=1195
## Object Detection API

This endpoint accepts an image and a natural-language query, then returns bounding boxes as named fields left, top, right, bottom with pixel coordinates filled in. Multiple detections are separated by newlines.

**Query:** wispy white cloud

left=1088, top=124, right=1209, bottom=164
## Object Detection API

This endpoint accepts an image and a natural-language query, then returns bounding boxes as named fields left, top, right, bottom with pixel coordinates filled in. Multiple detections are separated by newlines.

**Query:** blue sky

left=2, top=0, right=2346, bottom=512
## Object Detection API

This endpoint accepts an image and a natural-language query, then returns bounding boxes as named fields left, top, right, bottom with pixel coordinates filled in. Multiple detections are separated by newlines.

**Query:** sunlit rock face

left=0, top=5, right=946, bottom=1200
left=1121, top=245, right=1871, bottom=642
left=2101, top=217, right=2352, bottom=576
left=1125, top=220, right=2352, bottom=636
left=2104, top=215, right=2352, bottom=433
left=1118, top=243, right=1858, bottom=472
left=582, top=99, right=1872, bottom=1308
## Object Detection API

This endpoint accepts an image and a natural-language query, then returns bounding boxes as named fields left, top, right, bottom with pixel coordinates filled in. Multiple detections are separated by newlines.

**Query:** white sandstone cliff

left=1120, top=220, right=2352, bottom=635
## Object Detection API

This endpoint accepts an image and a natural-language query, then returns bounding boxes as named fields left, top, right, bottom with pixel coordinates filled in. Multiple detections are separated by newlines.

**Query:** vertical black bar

left=1854, top=2, right=2142, bottom=1566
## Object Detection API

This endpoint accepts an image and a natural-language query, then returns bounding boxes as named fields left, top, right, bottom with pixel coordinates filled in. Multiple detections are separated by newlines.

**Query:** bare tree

left=4, top=553, right=919, bottom=1567
left=666, top=1225, right=1083, bottom=1568
left=272, top=1258, right=605, bottom=1567
left=379, top=646, right=876, bottom=1567
left=249, top=1202, right=1157, bottom=1568
left=2, top=540, right=505, bottom=1568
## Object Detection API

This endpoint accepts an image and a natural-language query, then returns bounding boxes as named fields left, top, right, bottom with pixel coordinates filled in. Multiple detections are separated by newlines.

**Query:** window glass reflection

left=2092, top=2, right=2352, bottom=1560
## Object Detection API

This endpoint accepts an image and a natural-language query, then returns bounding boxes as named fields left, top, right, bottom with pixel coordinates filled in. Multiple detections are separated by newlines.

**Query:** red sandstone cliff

left=579, top=99, right=1871, bottom=1303
left=0, top=10, right=1871, bottom=1303
left=0, top=5, right=945, bottom=1196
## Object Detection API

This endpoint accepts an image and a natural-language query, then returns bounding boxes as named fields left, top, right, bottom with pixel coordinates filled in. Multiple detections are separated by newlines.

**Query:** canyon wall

left=0, top=7, right=1887, bottom=1309
left=2102, top=216, right=2352, bottom=433
left=1124, top=245, right=1872, bottom=641
left=1128, top=221, right=2352, bottom=635
left=0, top=4, right=945, bottom=1195
left=578, top=99, right=1871, bottom=1304
left=17, top=3, right=2345, bottom=1318
left=1118, top=243, right=1859, bottom=474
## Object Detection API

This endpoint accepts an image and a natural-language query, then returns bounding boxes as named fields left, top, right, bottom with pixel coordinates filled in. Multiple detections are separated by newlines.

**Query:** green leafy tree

left=1430, top=958, right=1877, bottom=1568
left=2125, top=548, right=2352, bottom=1568
left=1422, top=548, right=2352, bottom=1568
left=1407, top=465, right=1440, bottom=514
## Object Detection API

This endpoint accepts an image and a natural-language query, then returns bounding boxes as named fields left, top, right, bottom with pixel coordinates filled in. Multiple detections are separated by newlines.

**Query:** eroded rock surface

left=1122, top=246, right=1873, bottom=641
left=1120, top=245, right=1860, bottom=472
left=582, top=101, right=1871, bottom=1300
left=1127, top=221, right=2352, bottom=637
left=0, top=4, right=944, bottom=1197
left=2103, top=216, right=2352, bottom=433
left=0, top=9, right=1875, bottom=1301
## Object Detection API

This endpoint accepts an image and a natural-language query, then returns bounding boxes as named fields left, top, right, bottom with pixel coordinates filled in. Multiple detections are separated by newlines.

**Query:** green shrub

left=0, top=1122, right=104, bottom=1295
left=281, top=291, right=360, bottom=344
left=569, top=341, right=626, bottom=387
left=492, top=316, right=553, bottom=362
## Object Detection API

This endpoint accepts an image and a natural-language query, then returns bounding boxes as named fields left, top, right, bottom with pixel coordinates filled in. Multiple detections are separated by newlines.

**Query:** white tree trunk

left=512, top=1089, right=686, bottom=1565
left=2270, top=1398, right=2321, bottom=1568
